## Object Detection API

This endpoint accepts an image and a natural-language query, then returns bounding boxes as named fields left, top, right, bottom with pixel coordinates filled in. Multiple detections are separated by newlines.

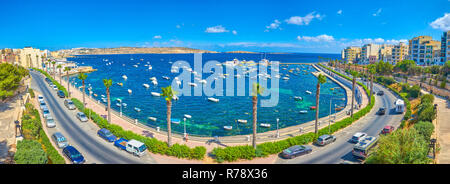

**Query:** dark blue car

left=57, top=90, right=65, bottom=98
left=97, top=128, right=117, bottom=142
left=63, top=146, right=85, bottom=164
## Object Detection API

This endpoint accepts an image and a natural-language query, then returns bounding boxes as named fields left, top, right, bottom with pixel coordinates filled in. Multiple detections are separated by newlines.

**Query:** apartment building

left=379, top=44, right=394, bottom=64
left=18, top=47, right=44, bottom=69
left=441, top=31, right=450, bottom=64
left=409, top=36, right=441, bottom=66
left=342, top=46, right=361, bottom=64
left=361, top=44, right=381, bottom=64
left=391, top=42, right=409, bottom=65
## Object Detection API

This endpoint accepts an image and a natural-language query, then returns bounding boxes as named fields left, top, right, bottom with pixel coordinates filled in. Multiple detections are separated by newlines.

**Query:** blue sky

left=0, top=0, right=449, bottom=53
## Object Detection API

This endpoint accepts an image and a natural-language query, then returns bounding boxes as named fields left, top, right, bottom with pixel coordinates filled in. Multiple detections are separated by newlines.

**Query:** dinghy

left=260, top=123, right=271, bottom=128
left=294, top=96, right=303, bottom=101
left=134, top=107, right=141, bottom=112
left=148, top=117, right=157, bottom=121
left=171, top=118, right=181, bottom=124
left=151, top=92, right=160, bottom=97
left=184, top=114, right=192, bottom=119
left=299, top=110, right=308, bottom=114
left=208, top=97, right=219, bottom=102
left=237, top=119, right=247, bottom=124
left=223, top=126, right=233, bottom=131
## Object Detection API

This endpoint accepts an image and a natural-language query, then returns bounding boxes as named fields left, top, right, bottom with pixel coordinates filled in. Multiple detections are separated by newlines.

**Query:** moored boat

left=223, top=126, right=233, bottom=130
left=260, top=123, right=271, bottom=128
left=237, top=119, right=247, bottom=124
left=184, top=114, right=192, bottom=119
left=148, top=117, right=157, bottom=121
left=208, top=97, right=219, bottom=102
left=151, top=92, right=160, bottom=96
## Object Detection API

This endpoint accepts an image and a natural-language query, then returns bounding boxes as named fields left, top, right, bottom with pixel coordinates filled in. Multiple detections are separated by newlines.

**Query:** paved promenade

left=54, top=64, right=367, bottom=163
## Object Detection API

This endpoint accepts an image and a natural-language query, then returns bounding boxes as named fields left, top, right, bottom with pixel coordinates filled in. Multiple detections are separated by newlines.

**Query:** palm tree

left=349, top=71, right=360, bottom=117
left=161, top=86, right=177, bottom=147
left=51, top=61, right=56, bottom=78
left=57, top=64, right=62, bottom=84
left=103, top=79, right=113, bottom=123
left=77, top=73, right=88, bottom=106
left=315, top=74, right=327, bottom=135
left=64, top=67, right=71, bottom=97
left=251, top=83, right=264, bottom=149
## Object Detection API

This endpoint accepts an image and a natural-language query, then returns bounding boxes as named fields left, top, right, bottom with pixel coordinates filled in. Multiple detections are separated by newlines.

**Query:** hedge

left=14, top=139, right=48, bottom=164
left=212, top=64, right=376, bottom=162
left=71, top=98, right=206, bottom=160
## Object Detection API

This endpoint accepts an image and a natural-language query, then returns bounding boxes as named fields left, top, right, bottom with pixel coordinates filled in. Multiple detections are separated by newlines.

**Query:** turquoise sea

left=67, top=53, right=345, bottom=137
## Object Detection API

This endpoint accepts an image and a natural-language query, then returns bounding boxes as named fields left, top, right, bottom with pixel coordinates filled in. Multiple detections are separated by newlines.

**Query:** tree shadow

left=141, top=130, right=154, bottom=138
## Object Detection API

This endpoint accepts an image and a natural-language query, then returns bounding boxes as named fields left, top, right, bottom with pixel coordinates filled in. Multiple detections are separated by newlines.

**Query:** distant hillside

left=224, top=51, right=259, bottom=54
left=65, top=47, right=219, bottom=55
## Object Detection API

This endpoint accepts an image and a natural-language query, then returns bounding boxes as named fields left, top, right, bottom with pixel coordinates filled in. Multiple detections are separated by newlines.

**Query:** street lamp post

left=329, top=97, right=344, bottom=134
left=276, top=118, right=280, bottom=138
left=183, top=118, right=187, bottom=141
left=89, top=90, right=93, bottom=119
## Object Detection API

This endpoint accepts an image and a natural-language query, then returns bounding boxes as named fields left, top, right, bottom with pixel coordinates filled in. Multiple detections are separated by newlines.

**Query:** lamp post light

left=89, top=90, right=93, bottom=119
left=118, top=98, right=123, bottom=117
left=276, top=118, right=280, bottom=138
left=183, top=118, right=187, bottom=141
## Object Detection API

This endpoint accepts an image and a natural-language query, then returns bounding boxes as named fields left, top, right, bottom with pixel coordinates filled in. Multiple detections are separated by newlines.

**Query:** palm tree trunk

left=252, top=96, right=257, bottom=149
left=167, top=100, right=172, bottom=147
left=67, top=71, right=70, bottom=98
left=315, top=83, right=320, bottom=135
left=82, top=80, right=86, bottom=107
left=107, top=88, right=111, bottom=123
left=351, top=77, right=356, bottom=117
left=370, top=73, right=374, bottom=101
left=59, top=68, right=62, bottom=84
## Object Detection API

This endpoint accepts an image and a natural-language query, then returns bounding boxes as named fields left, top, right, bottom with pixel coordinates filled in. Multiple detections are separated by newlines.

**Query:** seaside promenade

left=55, top=64, right=368, bottom=163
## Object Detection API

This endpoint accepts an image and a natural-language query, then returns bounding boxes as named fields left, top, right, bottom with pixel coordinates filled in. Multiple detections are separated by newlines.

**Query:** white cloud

left=265, top=19, right=281, bottom=31
left=205, top=25, right=229, bottom=33
left=153, top=35, right=162, bottom=39
left=232, top=30, right=237, bottom=35
left=337, top=10, right=342, bottom=15
left=372, top=8, right=382, bottom=16
left=297, top=34, right=335, bottom=42
left=430, top=13, right=450, bottom=31
left=285, top=12, right=324, bottom=26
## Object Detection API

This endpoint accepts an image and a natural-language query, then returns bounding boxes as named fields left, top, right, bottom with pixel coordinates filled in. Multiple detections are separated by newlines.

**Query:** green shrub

left=417, top=103, right=436, bottom=122
left=420, top=94, right=435, bottom=104
left=39, top=130, right=65, bottom=164
left=414, top=121, right=434, bottom=141
left=14, top=139, right=48, bottom=164
left=28, top=88, right=35, bottom=98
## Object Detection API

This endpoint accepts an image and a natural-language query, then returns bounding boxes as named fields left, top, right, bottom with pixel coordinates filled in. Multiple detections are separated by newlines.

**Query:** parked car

left=42, top=107, right=50, bottom=118
left=316, top=134, right=336, bottom=146
left=63, top=146, right=85, bottom=164
left=377, top=107, right=386, bottom=115
left=52, top=132, right=69, bottom=148
left=64, top=99, right=76, bottom=110
left=52, top=85, right=58, bottom=91
left=280, top=145, right=312, bottom=159
left=38, top=95, right=44, bottom=102
left=45, top=114, right=56, bottom=128
left=350, top=132, right=367, bottom=143
left=76, top=112, right=88, bottom=122
left=57, top=90, right=65, bottom=98
left=39, top=101, right=47, bottom=110
left=97, top=128, right=117, bottom=142
left=381, top=126, right=395, bottom=135
left=45, top=78, right=51, bottom=84
left=114, top=138, right=147, bottom=157
left=377, top=91, right=384, bottom=96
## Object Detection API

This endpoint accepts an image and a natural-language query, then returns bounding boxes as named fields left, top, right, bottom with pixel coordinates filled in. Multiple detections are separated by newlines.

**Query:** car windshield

left=318, top=138, right=323, bottom=141
left=68, top=101, right=73, bottom=105
left=47, top=119, right=54, bottom=123
left=104, top=131, right=112, bottom=137
left=139, top=145, right=147, bottom=152
left=58, top=137, right=66, bottom=142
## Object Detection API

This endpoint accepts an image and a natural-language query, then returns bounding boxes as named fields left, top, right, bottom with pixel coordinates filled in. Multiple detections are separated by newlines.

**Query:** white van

left=394, top=99, right=404, bottom=114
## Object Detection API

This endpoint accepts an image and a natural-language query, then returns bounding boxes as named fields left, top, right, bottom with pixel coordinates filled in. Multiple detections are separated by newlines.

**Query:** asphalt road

left=276, top=81, right=404, bottom=164
left=30, top=71, right=157, bottom=164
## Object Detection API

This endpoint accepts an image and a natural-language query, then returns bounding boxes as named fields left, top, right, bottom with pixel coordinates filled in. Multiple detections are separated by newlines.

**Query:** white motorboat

left=208, top=97, right=219, bottom=102
left=101, top=98, right=107, bottom=103
left=171, top=118, right=181, bottom=124
left=150, top=77, right=157, bottom=81
left=223, top=126, right=233, bottom=131
left=148, top=117, right=157, bottom=121
left=143, top=83, right=150, bottom=88
left=172, top=95, right=179, bottom=100
left=305, top=90, right=312, bottom=94
left=282, top=77, right=289, bottom=80
left=133, top=64, right=139, bottom=68
left=162, top=76, right=170, bottom=80
left=116, top=103, right=121, bottom=107
left=237, top=119, right=247, bottom=124
left=122, top=103, right=127, bottom=107
left=184, top=114, right=192, bottom=119
left=151, top=80, right=158, bottom=86
left=134, top=107, right=141, bottom=112
left=260, top=123, right=271, bottom=128
left=122, top=75, right=128, bottom=80
left=151, top=92, right=161, bottom=96
left=299, top=110, right=308, bottom=114
left=128, top=89, right=132, bottom=94
left=294, top=96, right=303, bottom=101
left=148, top=65, right=152, bottom=70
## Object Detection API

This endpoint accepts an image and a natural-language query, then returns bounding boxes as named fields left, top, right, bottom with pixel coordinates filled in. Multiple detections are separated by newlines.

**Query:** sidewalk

left=432, top=93, right=450, bottom=164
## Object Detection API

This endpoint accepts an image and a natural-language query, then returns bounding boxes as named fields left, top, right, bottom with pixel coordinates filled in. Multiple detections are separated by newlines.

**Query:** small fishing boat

left=171, top=118, right=181, bottom=124
left=162, top=76, right=170, bottom=80
left=237, top=119, right=247, bottom=124
left=122, top=75, right=127, bottom=80
left=184, top=114, right=192, bottom=119
left=335, top=106, right=344, bottom=111
left=305, top=90, right=312, bottom=94
left=134, top=107, right=141, bottom=112
left=151, top=92, right=160, bottom=96
left=299, top=110, right=308, bottom=114
left=148, top=117, right=157, bottom=121
left=133, top=65, right=138, bottom=68
left=94, top=94, right=98, bottom=97
left=116, top=103, right=121, bottom=107
left=128, top=89, right=132, bottom=94
left=143, top=83, right=150, bottom=88
left=117, top=82, right=123, bottom=86
left=172, top=95, right=179, bottom=100
left=294, top=96, right=303, bottom=101
left=148, top=65, right=152, bottom=70
left=122, top=103, right=127, bottom=108
left=260, top=123, right=271, bottom=128
left=310, top=106, right=317, bottom=110
left=208, top=97, right=219, bottom=103
left=151, top=80, right=158, bottom=86
left=101, top=98, right=107, bottom=103
left=282, top=77, right=289, bottom=80
left=223, top=126, right=233, bottom=131
left=150, top=77, right=157, bottom=81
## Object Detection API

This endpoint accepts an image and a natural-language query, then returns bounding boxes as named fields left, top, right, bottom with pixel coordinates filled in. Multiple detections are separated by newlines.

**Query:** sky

left=0, top=0, right=449, bottom=53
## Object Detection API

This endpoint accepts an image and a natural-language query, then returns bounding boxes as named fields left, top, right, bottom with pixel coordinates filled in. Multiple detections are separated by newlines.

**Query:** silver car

left=76, top=112, right=88, bottom=122
left=52, top=132, right=68, bottom=148
left=64, top=99, right=76, bottom=110
left=45, top=115, right=56, bottom=128
left=316, top=134, right=336, bottom=146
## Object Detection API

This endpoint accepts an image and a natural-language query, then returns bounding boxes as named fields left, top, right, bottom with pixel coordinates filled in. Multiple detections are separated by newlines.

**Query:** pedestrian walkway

left=430, top=92, right=450, bottom=164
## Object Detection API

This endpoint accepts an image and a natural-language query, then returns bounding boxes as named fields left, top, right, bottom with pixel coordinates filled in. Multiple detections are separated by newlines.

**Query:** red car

left=381, top=126, right=394, bottom=134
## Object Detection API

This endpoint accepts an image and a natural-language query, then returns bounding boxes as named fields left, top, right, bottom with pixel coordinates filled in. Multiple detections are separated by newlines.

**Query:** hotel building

left=342, top=46, right=361, bottom=64
left=390, top=42, right=409, bottom=65
left=409, top=36, right=441, bottom=66
left=361, top=44, right=381, bottom=64
left=441, top=31, right=450, bottom=64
